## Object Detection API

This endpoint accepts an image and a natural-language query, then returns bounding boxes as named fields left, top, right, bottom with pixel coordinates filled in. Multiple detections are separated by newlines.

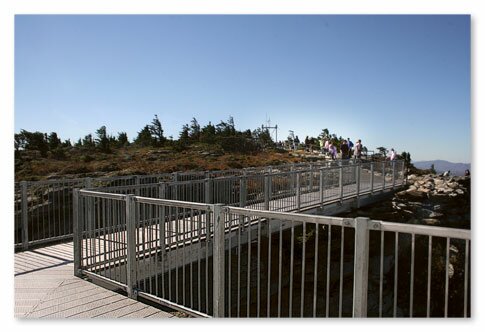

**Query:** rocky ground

left=343, top=173, right=471, bottom=229
left=337, top=172, right=471, bottom=316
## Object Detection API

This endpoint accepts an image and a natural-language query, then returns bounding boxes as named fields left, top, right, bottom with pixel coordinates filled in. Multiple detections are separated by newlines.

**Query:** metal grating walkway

left=14, top=242, right=177, bottom=318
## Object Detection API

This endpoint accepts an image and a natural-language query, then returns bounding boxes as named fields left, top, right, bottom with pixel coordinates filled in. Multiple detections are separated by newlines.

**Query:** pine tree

left=134, top=125, right=154, bottom=147
left=149, top=115, right=165, bottom=146
left=95, top=126, right=111, bottom=153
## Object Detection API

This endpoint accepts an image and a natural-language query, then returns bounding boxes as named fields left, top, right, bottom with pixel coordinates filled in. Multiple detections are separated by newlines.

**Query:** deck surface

left=14, top=242, right=177, bottom=318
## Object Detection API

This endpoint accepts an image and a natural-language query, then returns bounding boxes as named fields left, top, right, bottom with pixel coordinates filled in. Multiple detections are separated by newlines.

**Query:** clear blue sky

left=15, top=15, right=470, bottom=163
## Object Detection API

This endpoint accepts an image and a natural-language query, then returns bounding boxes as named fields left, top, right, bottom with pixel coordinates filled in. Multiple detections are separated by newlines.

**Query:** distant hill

left=413, top=160, right=471, bottom=176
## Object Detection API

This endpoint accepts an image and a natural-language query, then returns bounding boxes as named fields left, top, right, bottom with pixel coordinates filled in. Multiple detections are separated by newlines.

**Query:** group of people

left=320, top=137, right=363, bottom=160
left=319, top=136, right=399, bottom=162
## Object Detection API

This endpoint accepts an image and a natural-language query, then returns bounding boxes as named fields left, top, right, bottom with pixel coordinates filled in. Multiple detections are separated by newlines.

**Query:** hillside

left=413, top=160, right=471, bottom=176
left=14, top=145, right=309, bottom=182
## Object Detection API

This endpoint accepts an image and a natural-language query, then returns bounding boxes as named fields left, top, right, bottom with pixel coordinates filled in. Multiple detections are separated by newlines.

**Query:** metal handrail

left=73, top=171, right=470, bottom=318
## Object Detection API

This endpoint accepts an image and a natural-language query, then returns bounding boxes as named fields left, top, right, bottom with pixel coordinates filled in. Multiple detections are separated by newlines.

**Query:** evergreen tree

left=376, top=146, right=388, bottom=156
left=149, top=114, right=165, bottom=146
left=320, top=128, right=330, bottom=138
left=134, top=125, right=154, bottom=147
left=47, top=132, right=62, bottom=150
left=200, top=122, right=216, bottom=144
left=400, top=151, right=412, bottom=168
left=62, top=139, right=72, bottom=148
left=82, top=134, right=95, bottom=148
left=179, top=124, right=190, bottom=144
left=117, top=132, right=129, bottom=147
left=95, top=126, right=111, bottom=152
left=14, top=132, right=27, bottom=151
left=18, top=129, right=49, bottom=156
left=189, top=118, right=200, bottom=141
left=252, top=127, right=274, bottom=148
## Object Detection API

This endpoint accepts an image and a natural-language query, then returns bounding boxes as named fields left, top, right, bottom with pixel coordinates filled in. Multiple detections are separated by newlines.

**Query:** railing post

left=370, top=162, right=374, bottom=194
left=353, top=217, right=371, bottom=318
left=212, top=204, right=225, bottom=317
left=158, top=183, right=166, bottom=250
left=382, top=163, right=386, bottom=191
left=84, top=177, right=92, bottom=189
left=205, top=178, right=212, bottom=204
left=296, top=172, right=301, bottom=212
left=268, top=172, right=273, bottom=201
left=134, top=175, right=140, bottom=196
left=264, top=174, right=270, bottom=210
left=73, top=189, right=82, bottom=277
left=392, top=161, right=396, bottom=189
left=356, top=163, right=361, bottom=208
left=290, top=166, right=295, bottom=193
left=239, top=175, right=247, bottom=208
left=159, top=182, right=167, bottom=199
left=401, top=160, right=406, bottom=186
left=20, top=181, right=29, bottom=250
left=309, top=164, right=314, bottom=192
left=125, top=194, right=138, bottom=299
left=172, top=172, right=179, bottom=200
left=319, top=168, right=324, bottom=205
left=339, top=166, right=344, bottom=203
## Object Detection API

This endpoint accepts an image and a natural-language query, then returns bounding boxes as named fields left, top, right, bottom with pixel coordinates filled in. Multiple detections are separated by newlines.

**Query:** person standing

left=354, top=139, right=362, bottom=160
left=347, top=138, right=354, bottom=158
left=324, top=138, right=330, bottom=153
left=389, top=148, right=397, bottom=161
left=294, top=135, right=300, bottom=151
left=340, top=140, right=349, bottom=159
left=329, top=143, right=337, bottom=160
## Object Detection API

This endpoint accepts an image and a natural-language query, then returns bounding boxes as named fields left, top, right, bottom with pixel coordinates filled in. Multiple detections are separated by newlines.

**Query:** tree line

left=15, top=115, right=412, bottom=167
left=14, top=115, right=276, bottom=157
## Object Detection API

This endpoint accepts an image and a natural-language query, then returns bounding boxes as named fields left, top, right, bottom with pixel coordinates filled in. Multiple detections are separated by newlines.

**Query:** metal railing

left=14, top=160, right=339, bottom=249
left=16, top=160, right=405, bottom=250
left=74, top=184, right=470, bottom=318
left=157, top=160, right=404, bottom=212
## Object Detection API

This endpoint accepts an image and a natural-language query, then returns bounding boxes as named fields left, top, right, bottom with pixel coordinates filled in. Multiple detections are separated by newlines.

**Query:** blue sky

left=14, top=15, right=470, bottom=163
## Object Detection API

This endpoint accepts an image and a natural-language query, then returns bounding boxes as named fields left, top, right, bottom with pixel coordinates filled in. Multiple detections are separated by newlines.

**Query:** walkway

left=14, top=242, right=178, bottom=318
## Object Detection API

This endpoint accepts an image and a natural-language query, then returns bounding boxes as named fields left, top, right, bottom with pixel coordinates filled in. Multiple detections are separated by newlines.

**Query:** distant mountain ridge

left=413, top=160, right=470, bottom=176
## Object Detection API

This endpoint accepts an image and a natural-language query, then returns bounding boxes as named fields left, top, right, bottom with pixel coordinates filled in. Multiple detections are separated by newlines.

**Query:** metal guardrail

left=73, top=175, right=470, bottom=318
left=15, top=160, right=342, bottom=250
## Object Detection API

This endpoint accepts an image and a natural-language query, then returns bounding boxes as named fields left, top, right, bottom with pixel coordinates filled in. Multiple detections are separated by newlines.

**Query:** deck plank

left=15, top=242, right=177, bottom=319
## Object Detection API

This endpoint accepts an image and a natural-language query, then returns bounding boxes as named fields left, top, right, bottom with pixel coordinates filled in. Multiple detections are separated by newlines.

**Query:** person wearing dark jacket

left=340, top=140, right=349, bottom=159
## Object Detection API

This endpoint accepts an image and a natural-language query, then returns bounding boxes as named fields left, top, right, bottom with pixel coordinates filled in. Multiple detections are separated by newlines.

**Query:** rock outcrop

left=347, top=173, right=470, bottom=229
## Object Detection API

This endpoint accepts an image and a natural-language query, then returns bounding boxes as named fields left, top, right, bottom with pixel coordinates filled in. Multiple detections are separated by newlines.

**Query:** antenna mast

left=261, top=116, right=278, bottom=143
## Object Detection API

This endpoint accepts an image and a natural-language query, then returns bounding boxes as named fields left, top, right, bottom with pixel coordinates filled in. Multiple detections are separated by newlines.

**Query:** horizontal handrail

left=79, top=189, right=127, bottom=201
left=225, top=206, right=355, bottom=228
left=378, top=220, right=471, bottom=240
left=134, top=196, right=212, bottom=210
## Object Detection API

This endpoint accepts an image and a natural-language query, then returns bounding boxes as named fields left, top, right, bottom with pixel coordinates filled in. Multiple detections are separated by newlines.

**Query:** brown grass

left=15, top=146, right=305, bottom=181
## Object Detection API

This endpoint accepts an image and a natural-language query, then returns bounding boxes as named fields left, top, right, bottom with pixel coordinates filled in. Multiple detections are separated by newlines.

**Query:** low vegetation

left=15, top=115, right=414, bottom=181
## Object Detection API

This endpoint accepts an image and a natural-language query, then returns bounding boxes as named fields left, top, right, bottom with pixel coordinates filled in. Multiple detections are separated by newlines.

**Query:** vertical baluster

left=212, top=204, right=225, bottom=318
left=312, top=223, right=319, bottom=317
left=410, top=233, right=415, bottom=317
left=393, top=232, right=399, bottom=317
left=427, top=236, right=432, bottom=317
left=353, top=217, right=370, bottom=318
left=21, top=181, right=29, bottom=249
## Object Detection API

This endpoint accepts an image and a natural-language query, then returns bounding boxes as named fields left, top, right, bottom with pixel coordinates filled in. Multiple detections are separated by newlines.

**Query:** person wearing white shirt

left=388, top=148, right=397, bottom=161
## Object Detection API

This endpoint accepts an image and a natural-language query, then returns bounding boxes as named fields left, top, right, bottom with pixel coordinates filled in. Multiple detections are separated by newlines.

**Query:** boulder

left=423, top=218, right=440, bottom=226
left=404, top=189, right=426, bottom=199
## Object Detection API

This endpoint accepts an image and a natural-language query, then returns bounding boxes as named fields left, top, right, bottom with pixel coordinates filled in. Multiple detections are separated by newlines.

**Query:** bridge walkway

left=14, top=242, right=178, bottom=318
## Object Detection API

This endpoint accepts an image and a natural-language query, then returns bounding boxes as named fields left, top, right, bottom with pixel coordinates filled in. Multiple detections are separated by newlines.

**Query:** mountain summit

left=413, top=160, right=471, bottom=176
